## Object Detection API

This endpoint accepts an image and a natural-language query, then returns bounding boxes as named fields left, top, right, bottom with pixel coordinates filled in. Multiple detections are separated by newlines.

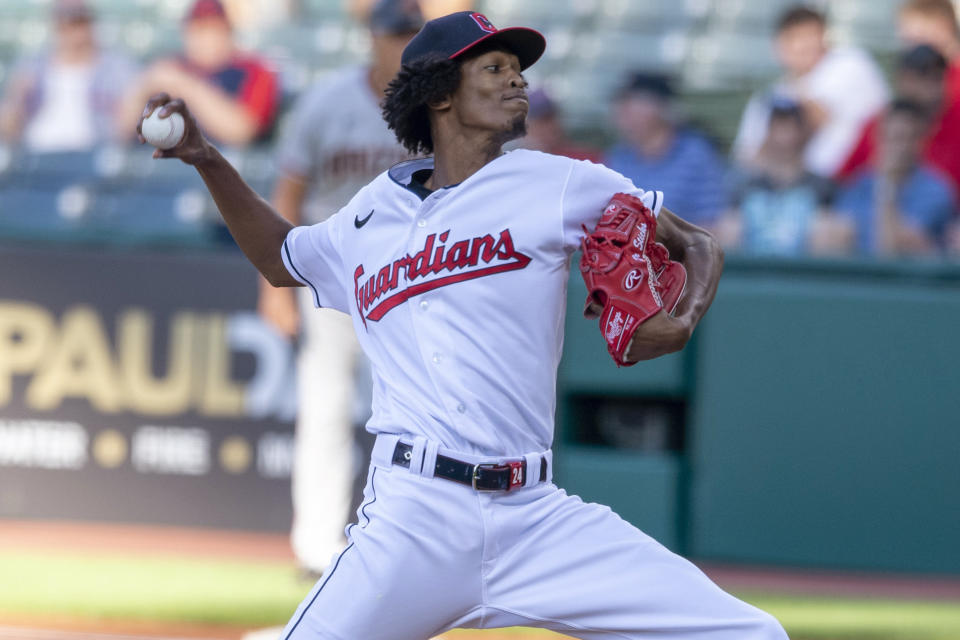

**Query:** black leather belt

left=392, top=441, right=547, bottom=491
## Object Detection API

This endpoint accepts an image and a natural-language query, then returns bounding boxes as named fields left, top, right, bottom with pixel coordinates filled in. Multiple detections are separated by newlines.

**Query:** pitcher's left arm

left=623, top=207, right=723, bottom=363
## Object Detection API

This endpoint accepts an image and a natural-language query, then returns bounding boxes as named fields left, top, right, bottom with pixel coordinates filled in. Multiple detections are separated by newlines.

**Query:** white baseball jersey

left=281, top=149, right=662, bottom=457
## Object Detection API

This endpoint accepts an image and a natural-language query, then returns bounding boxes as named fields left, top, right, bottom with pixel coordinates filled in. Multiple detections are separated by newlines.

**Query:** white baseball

left=141, top=109, right=186, bottom=150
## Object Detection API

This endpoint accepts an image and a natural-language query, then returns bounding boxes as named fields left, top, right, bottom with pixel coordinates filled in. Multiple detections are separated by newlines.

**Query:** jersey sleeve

left=281, top=215, right=351, bottom=313
left=560, top=159, right=664, bottom=253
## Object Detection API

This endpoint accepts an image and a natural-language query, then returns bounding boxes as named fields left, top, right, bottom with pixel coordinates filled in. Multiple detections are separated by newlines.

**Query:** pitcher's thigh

left=283, top=466, right=484, bottom=640
left=485, top=491, right=787, bottom=640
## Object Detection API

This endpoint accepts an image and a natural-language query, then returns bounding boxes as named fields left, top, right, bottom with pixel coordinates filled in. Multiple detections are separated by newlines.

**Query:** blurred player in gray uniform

left=257, top=0, right=423, bottom=577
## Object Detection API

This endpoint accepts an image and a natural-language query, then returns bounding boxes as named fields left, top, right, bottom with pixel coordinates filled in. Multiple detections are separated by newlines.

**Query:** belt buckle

left=472, top=460, right=524, bottom=491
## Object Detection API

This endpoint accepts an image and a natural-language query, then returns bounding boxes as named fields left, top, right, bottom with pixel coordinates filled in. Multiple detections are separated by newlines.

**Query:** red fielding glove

left=579, top=193, right=686, bottom=366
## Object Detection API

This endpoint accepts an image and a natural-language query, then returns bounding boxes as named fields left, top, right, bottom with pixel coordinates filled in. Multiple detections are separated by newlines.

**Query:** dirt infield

left=0, top=617, right=250, bottom=640
left=0, top=520, right=294, bottom=563
left=0, top=620, right=529, bottom=640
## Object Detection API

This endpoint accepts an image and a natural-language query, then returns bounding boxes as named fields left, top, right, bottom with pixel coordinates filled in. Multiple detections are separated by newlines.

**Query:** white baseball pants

left=290, top=295, right=361, bottom=573
left=281, top=434, right=788, bottom=639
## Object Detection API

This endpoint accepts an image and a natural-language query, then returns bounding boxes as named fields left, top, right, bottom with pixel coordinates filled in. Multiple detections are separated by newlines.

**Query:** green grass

left=0, top=550, right=309, bottom=626
left=0, top=550, right=957, bottom=639
left=740, top=594, right=960, bottom=640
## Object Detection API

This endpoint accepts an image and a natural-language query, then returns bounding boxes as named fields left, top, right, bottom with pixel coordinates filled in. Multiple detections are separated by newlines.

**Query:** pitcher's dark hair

left=381, top=54, right=462, bottom=155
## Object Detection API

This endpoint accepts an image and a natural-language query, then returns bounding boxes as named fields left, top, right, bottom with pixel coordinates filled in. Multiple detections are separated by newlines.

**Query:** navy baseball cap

left=401, top=11, right=545, bottom=70
left=615, top=72, right=675, bottom=100
left=369, top=0, right=424, bottom=35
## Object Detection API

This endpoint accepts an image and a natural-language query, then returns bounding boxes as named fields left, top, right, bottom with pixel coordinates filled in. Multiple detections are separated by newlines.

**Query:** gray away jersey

left=276, top=65, right=412, bottom=223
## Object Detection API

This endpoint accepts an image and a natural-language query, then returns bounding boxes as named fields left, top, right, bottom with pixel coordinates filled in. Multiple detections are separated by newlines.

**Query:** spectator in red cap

left=119, top=0, right=279, bottom=146
left=0, top=0, right=137, bottom=151
left=837, top=44, right=960, bottom=194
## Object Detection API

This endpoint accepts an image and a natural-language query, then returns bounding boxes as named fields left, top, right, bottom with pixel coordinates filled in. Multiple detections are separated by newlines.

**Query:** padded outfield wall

left=557, top=256, right=960, bottom=575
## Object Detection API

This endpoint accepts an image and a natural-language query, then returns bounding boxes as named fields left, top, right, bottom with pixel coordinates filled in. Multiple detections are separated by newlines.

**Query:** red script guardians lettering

left=354, top=228, right=531, bottom=325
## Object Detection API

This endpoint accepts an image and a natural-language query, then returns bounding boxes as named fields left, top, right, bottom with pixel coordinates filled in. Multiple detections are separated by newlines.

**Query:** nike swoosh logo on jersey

left=354, top=209, right=374, bottom=228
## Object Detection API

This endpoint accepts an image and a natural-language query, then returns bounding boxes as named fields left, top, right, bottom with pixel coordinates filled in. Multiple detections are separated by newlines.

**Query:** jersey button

left=456, top=403, right=466, bottom=414
left=417, top=219, right=427, bottom=228
left=419, top=300, right=429, bottom=311
left=432, top=352, right=442, bottom=364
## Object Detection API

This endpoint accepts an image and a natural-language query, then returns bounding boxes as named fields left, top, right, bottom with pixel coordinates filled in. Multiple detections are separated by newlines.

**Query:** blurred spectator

left=119, top=0, right=279, bottom=146
left=733, top=6, right=888, bottom=177
left=0, top=0, right=137, bottom=152
left=948, top=221, right=960, bottom=254
left=836, top=99, right=955, bottom=255
left=257, top=0, right=421, bottom=579
left=716, top=98, right=839, bottom=255
left=898, top=0, right=960, bottom=106
left=604, top=72, right=726, bottom=226
left=837, top=45, right=960, bottom=193
left=516, top=88, right=600, bottom=162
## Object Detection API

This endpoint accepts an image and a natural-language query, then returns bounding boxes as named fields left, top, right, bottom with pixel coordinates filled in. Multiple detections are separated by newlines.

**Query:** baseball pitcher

left=137, top=11, right=787, bottom=640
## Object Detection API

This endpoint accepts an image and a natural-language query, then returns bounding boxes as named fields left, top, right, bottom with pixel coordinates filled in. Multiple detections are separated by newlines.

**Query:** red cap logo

left=470, top=12, right=497, bottom=33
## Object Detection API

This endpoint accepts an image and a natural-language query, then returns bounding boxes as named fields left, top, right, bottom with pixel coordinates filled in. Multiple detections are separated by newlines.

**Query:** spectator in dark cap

left=119, top=0, right=279, bottom=146
left=836, top=98, right=955, bottom=255
left=604, top=72, right=727, bottom=226
left=898, top=0, right=960, bottom=107
left=717, top=97, right=844, bottom=255
left=0, top=0, right=137, bottom=150
left=515, top=88, right=600, bottom=161
left=838, top=44, right=960, bottom=193
left=256, top=0, right=424, bottom=584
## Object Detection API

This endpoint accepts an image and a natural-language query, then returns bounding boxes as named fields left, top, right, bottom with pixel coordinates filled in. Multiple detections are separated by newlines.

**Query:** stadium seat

left=2, top=0, right=54, bottom=22
left=0, top=184, right=98, bottom=242
left=705, top=0, right=797, bottom=31
left=300, top=0, right=349, bottom=22
left=91, top=186, right=220, bottom=247
left=596, top=0, right=693, bottom=31
left=480, top=0, right=591, bottom=30
left=152, top=0, right=193, bottom=23
left=7, top=151, right=101, bottom=189
left=89, top=0, right=159, bottom=21
left=683, top=31, right=778, bottom=90
left=828, top=0, right=902, bottom=51
left=549, top=68, right=620, bottom=129
left=575, top=30, right=689, bottom=73
left=244, top=24, right=316, bottom=61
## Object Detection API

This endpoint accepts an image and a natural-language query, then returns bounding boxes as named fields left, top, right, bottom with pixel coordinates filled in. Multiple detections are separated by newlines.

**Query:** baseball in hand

left=141, top=109, right=185, bottom=150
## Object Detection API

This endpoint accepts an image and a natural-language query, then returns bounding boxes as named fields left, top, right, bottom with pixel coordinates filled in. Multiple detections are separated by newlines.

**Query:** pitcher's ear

left=427, top=95, right=452, bottom=112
